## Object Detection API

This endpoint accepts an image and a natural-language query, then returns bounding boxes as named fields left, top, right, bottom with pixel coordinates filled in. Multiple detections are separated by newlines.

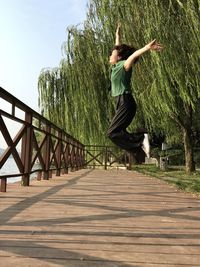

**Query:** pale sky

left=0, top=0, right=88, bottom=149
left=0, top=0, right=88, bottom=111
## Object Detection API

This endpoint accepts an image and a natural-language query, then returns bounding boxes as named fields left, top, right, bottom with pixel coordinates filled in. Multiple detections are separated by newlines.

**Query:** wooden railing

left=84, top=145, right=133, bottom=170
left=0, top=87, right=85, bottom=192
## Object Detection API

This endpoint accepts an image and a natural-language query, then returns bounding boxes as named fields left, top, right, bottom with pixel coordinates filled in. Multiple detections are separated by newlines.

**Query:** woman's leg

left=107, top=94, right=144, bottom=151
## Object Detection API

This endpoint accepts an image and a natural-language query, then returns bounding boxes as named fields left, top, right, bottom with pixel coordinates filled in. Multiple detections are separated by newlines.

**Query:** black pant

left=107, top=94, right=144, bottom=152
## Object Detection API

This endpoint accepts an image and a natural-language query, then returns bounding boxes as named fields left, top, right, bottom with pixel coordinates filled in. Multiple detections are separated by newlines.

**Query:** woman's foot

left=142, top=133, right=150, bottom=158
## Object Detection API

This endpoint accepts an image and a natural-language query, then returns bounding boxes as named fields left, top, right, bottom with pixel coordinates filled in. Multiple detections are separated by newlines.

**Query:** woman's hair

left=113, top=44, right=139, bottom=62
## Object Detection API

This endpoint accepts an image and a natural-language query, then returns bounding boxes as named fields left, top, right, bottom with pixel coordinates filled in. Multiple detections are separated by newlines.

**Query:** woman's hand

left=115, top=22, right=121, bottom=36
left=146, top=39, right=164, bottom=52
left=115, top=22, right=121, bottom=45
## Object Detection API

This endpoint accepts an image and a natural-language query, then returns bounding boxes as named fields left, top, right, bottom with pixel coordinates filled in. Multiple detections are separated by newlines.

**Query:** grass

left=133, top=164, right=200, bottom=195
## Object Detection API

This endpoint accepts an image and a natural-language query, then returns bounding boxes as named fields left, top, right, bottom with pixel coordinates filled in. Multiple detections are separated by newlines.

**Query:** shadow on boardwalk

left=0, top=169, right=200, bottom=267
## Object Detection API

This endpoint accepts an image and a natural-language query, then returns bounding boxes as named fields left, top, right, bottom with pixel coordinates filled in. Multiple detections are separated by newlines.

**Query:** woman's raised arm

left=115, top=23, right=121, bottom=46
left=124, top=39, right=164, bottom=71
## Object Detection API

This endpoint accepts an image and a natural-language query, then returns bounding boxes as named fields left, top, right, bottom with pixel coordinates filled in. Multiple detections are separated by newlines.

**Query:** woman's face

left=109, top=49, right=120, bottom=65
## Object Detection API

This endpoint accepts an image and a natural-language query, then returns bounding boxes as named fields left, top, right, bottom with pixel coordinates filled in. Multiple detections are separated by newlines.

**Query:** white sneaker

left=142, top=133, right=150, bottom=158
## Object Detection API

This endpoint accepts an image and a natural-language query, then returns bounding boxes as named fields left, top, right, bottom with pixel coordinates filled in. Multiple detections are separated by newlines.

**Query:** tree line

left=38, top=0, right=200, bottom=173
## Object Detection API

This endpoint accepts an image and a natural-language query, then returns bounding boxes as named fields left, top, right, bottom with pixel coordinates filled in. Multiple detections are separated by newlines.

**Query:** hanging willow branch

left=38, top=0, right=200, bottom=155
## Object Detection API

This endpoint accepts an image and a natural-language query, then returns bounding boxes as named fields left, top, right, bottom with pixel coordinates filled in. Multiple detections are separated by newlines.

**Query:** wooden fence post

left=104, top=146, right=108, bottom=170
left=21, top=112, right=33, bottom=186
left=56, top=130, right=62, bottom=176
left=43, top=124, right=51, bottom=180
left=128, top=152, right=133, bottom=170
left=0, top=177, right=7, bottom=192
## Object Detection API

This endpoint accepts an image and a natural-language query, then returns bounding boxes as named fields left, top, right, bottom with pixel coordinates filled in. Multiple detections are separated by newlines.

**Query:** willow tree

left=39, top=24, right=112, bottom=145
left=38, top=0, right=200, bottom=173
left=130, top=0, right=200, bottom=173
left=94, top=0, right=200, bottom=173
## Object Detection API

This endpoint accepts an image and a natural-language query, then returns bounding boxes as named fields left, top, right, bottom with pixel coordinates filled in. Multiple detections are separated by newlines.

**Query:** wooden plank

left=0, top=169, right=200, bottom=266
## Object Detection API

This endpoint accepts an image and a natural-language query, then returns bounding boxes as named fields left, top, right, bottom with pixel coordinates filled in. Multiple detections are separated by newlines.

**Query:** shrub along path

left=0, top=169, right=200, bottom=266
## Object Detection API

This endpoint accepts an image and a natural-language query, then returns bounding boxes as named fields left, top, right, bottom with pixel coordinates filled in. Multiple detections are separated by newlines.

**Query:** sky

left=0, top=0, right=88, bottom=111
left=0, top=0, right=88, bottom=149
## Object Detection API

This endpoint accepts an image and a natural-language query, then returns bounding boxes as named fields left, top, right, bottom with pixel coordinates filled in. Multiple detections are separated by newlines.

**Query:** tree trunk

left=183, top=127, right=195, bottom=174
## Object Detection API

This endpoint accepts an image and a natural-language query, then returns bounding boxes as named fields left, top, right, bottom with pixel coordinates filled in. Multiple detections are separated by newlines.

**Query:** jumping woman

left=107, top=23, right=163, bottom=158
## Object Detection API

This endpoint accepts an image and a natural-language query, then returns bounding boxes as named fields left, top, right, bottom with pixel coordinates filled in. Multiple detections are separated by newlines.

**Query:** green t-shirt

left=111, top=60, right=132, bottom=97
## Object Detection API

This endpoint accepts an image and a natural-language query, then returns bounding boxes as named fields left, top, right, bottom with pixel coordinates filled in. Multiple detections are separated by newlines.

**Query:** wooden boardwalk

left=0, top=169, right=200, bottom=267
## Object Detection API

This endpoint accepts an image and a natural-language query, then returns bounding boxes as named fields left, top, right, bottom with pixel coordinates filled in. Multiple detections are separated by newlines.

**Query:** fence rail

left=0, top=87, right=85, bottom=192
left=84, top=145, right=132, bottom=170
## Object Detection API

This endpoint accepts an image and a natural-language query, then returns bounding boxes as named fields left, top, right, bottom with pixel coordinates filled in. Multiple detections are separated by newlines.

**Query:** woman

left=107, top=23, right=163, bottom=158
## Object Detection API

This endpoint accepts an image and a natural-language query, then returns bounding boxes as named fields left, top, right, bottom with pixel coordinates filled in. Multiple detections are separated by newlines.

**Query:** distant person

left=107, top=23, right=163, bottom=158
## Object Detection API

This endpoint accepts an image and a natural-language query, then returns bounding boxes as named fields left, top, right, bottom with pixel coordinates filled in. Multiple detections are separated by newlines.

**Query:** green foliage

left=38, top=0, right=200, bottom=170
